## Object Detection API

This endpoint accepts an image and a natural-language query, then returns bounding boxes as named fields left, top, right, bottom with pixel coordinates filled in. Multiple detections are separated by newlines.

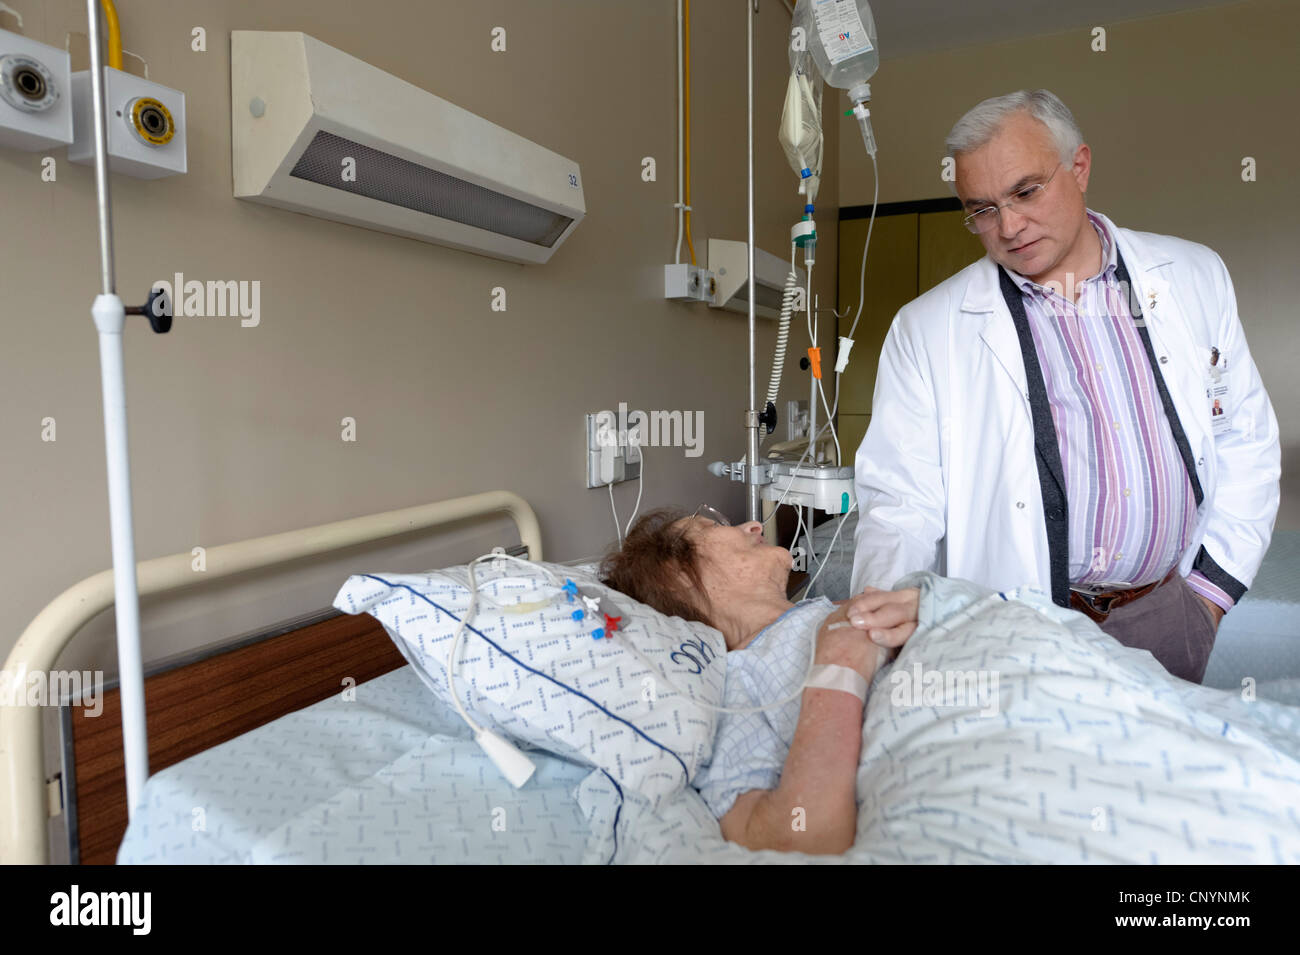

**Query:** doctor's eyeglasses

left=669, top=504, right=730, bottom=549
left=963, top=163, right=1062, bottom=234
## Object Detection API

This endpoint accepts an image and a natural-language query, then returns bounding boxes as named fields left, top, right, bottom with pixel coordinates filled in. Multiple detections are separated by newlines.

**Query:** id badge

left=1206, top=346, right=1230, bottom=435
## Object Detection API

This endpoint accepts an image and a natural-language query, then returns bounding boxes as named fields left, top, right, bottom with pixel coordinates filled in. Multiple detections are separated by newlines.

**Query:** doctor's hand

left=1196, top=594, right=1226, bottom=631
left=840, top=586, right=920, bottom=649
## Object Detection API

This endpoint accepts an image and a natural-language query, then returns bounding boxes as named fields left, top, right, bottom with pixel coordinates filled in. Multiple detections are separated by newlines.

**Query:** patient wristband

left=805, top=664, right=869, bottom=702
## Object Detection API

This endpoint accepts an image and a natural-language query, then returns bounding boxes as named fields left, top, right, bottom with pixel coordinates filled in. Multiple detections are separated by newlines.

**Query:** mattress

left=116, top=665, right=601, bottom=864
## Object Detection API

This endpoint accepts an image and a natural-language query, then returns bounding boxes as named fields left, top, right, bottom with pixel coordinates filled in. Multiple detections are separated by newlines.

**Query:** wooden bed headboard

left=64, top=609, right=404, bottom=865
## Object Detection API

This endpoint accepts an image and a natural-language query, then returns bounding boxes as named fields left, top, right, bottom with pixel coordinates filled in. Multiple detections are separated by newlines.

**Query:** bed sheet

left=116, top=665, right=603, bottom=864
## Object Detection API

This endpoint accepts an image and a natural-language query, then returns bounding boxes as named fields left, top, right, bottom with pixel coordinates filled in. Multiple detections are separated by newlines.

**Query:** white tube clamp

left=835, top=336, right=855, bottom=374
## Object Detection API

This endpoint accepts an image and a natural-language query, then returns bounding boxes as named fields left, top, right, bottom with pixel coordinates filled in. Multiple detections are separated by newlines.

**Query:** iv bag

left=779, top=45, right=823, bottom=204
left=793, top=0, right=879, bottom=105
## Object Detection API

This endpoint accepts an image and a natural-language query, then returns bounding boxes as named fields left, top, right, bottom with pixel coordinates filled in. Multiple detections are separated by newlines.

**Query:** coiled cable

left=765, top=244, right=800, bottom=409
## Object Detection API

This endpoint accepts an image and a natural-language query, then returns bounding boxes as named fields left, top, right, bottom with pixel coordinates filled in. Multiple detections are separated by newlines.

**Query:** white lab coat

left=850, top=210, right=1281, bottom=602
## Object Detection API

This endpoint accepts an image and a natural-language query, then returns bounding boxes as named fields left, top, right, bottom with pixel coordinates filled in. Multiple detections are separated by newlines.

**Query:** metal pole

left=88, top=0, right=114, bottom=294
left=86, top=0, right=150, bottom=817
left=745, top=0, right=760, bottom=521
left=807, top=295, right=817, bottom=550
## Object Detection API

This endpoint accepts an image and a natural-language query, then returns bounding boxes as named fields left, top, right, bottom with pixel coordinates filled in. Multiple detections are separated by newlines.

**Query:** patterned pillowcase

left=332, top=559, right=727, bottom=810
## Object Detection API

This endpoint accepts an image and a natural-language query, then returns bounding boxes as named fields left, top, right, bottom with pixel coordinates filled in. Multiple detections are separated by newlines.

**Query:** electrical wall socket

left=585, top=412, right=641, bottom=488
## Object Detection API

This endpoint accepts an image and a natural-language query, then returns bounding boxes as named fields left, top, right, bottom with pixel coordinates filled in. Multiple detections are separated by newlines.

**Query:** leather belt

left=1068, top=566, right=1179, bottom=625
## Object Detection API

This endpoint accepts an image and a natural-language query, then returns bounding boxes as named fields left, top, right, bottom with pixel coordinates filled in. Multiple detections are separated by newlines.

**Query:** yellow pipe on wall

left=98, top=0, right=123, bottom=71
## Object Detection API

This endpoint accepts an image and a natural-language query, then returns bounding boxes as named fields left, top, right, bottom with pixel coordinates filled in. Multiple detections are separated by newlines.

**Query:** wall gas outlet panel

left=0, top=28, right=73, bottom=151
left=69, top=67, right=186, bottom=178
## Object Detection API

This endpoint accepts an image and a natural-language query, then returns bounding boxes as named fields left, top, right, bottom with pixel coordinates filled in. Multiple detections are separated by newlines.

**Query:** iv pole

left=745, top=0, right=761, bottom=521
left=728, top=0, right=854, bottom=528
left=85, top=0, right=168, bottom=819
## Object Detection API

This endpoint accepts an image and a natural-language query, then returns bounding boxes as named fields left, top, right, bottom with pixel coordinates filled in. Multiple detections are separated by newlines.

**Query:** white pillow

left=332, top=559, right=727, bottom=810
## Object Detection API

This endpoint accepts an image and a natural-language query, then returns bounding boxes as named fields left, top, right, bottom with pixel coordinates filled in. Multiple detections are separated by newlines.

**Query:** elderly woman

left=600, top=505, right=921, bottom=856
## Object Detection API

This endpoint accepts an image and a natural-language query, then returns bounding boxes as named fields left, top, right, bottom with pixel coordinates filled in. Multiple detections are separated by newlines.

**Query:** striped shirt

left=1003, top=211, right=1233, bottom=610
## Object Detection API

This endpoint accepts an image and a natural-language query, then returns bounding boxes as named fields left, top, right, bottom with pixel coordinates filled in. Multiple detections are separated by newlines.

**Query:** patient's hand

left=840, top=586, right=920, bottom=649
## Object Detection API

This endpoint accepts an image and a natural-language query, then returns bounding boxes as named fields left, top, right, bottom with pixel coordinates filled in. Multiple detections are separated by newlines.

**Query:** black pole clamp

left=124, top=287, right=173, bottom=333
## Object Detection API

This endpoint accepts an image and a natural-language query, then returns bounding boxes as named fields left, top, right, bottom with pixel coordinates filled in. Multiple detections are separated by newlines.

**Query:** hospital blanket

left=578, top=571, right=1300, bottom=864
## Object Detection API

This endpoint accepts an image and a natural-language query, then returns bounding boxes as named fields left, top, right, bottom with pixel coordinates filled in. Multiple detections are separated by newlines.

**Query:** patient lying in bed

left=600, top=507, right=920, bottom=855
left=601, top=508, right=1300, bottom=865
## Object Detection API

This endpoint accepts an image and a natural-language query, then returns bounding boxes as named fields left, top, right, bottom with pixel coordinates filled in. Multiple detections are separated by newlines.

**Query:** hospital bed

left=6, top=491, right=1299, bottom=865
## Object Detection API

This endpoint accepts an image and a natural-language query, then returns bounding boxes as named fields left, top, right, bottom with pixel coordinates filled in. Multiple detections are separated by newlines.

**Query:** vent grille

left=290, top=130, right=573, bottom=248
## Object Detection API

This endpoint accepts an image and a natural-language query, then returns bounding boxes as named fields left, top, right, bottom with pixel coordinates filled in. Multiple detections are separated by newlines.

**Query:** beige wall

left=0, top=0, right=838, bottom=676
left=838, top=0, right=1299, bottom=531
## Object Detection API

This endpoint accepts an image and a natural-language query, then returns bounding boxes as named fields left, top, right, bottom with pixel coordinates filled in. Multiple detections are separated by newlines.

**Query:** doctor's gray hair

left=945, top=89, right=1084, bottom=168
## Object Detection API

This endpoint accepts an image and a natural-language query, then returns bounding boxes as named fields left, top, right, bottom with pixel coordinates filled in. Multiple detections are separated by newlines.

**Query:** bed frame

left=0, top=490, right=542, bottom=865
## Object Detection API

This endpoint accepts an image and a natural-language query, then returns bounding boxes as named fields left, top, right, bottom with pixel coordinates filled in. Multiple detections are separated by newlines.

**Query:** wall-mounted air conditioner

left=707, top=239, right=804, bottom=319
left=230, top=31, right=585, bottom=265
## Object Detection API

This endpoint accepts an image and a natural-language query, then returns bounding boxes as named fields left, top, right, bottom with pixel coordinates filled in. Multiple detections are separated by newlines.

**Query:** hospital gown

left=692, top=596, right=891, bottom=818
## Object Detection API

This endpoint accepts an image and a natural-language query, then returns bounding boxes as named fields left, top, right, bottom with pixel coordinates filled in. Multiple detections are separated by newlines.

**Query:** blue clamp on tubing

left=805, top=204, right=815, bottom=213
left=800, top=168, right=811, bottom=178
left=562, top=579, right=579, bottom=602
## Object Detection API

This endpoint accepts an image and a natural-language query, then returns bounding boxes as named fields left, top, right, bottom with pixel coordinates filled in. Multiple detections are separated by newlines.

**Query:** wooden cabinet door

left=918, top=209, right=985, bottom=295
left=836, top=213, right=919, bottom=417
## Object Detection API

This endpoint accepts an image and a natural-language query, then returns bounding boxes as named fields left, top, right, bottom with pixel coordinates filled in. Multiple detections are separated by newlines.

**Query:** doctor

left=849, top=89, right=1280, bottom=683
